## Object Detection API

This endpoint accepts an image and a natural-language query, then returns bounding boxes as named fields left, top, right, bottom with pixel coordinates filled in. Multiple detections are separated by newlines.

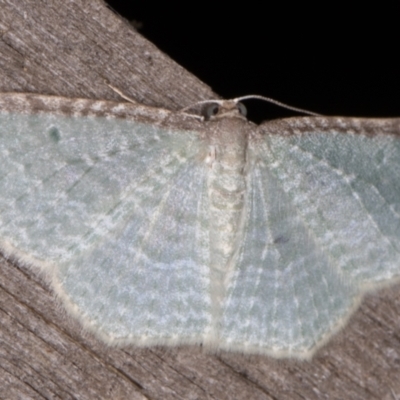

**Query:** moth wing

left=0, top=95, right=212, bottom=344
left=220, top=117, right=400, bottom=357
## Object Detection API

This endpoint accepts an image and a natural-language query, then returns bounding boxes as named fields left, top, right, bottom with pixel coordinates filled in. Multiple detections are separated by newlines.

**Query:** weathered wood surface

left=0, top=1, right=399, bottom=398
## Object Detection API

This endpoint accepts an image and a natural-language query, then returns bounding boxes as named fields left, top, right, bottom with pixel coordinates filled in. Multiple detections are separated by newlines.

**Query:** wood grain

left=0, top=1, right=399, bottom=398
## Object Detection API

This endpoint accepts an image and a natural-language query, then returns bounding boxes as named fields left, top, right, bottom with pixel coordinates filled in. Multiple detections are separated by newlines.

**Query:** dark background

left=104, top=2, right=399, bottom=123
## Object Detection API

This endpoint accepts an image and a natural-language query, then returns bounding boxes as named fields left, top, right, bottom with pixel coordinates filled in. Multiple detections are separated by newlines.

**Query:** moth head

left=202, top=100, right=247, bottom=121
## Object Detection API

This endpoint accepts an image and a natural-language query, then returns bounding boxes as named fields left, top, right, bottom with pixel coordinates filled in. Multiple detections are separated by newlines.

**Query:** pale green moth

left=0, top=92, right=399, bottom=359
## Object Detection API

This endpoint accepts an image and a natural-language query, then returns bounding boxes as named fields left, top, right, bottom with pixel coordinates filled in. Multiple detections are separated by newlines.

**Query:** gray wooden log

left=0, top=1, right=399, bottom=398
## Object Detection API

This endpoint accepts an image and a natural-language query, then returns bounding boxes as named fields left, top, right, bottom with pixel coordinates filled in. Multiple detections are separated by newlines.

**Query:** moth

left=0, top=92, right=399, bottom=358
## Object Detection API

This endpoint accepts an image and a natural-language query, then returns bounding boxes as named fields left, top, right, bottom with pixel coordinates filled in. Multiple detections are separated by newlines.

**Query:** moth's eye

left=203, top=104, right=220, bottom=120
left=237, top=102, right=247, bottom=117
